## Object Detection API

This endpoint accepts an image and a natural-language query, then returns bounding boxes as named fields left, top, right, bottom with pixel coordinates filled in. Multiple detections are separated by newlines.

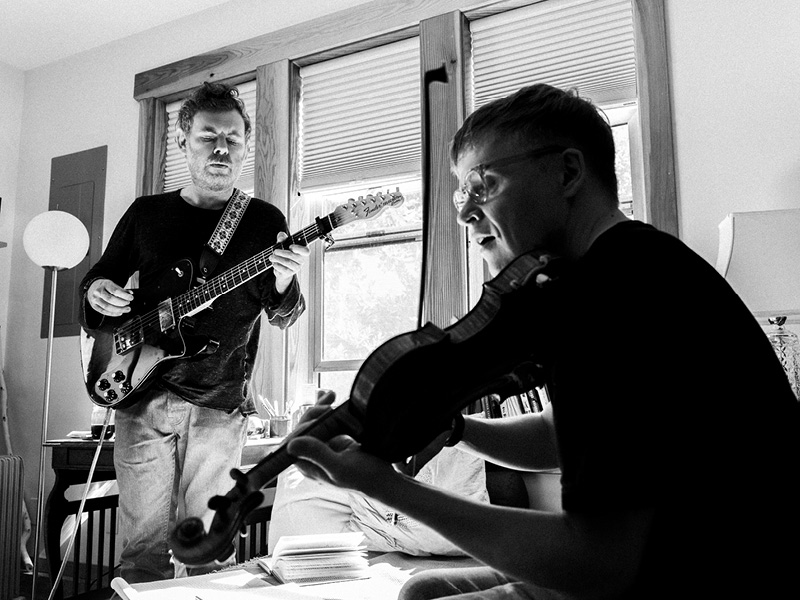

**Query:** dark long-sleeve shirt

left=79, top=190, right=305, bottom=413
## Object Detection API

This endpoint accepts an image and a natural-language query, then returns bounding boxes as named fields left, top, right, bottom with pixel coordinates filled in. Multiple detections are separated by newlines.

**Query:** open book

left=259, top=532, right=369, bottom=585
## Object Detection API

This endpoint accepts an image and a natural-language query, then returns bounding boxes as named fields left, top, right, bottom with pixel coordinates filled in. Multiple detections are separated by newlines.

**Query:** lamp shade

left=716, top=209, right=800, bottom=320
left=23, top=210, right=90, bottom=270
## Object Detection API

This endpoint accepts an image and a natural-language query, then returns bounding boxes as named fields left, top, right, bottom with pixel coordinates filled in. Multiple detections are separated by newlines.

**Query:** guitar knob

left=120, top=382, right=133, bottom=395
left=105, top=390, right=118, bottom=401
left=97, top=379, right=111, bottom=391
left=113, top=370, right=126, bottom=383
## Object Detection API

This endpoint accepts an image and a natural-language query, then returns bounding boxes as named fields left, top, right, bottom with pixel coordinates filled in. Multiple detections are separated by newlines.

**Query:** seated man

left=269, top=401, right=490, bottom=557
left=286, top=83, right=800, bottom=599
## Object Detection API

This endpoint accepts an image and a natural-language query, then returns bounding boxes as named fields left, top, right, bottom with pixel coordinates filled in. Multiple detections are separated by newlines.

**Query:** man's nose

left=456, top=199, right=481, bottom=226
left=213, top=136, right=229, bottom=154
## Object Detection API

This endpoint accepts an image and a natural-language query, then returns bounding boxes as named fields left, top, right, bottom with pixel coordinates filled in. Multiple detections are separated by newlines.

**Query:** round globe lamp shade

left=23, top=211, right=90, bottom=269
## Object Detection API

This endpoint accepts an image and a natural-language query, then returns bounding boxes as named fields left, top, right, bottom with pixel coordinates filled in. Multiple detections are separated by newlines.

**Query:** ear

left=560, top=148, right=586, bottom=198
left=176, top=129, right=187, bottom=152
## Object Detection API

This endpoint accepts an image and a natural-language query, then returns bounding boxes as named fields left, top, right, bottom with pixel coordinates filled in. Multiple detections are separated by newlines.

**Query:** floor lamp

left=23, top=210, right=90, bottom=600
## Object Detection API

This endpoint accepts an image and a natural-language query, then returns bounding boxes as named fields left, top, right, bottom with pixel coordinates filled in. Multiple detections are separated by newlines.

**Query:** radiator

left=0, top=455, right=23, bottom=600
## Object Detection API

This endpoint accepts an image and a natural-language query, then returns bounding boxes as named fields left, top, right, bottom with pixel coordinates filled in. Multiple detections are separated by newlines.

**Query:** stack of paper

left=259, top=532, right=369, bottom=585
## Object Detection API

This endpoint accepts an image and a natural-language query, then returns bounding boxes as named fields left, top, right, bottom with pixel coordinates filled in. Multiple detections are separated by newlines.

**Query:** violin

left=169, top=250, right=565, bottom=566
left=170, top=253, right=563, bottom=565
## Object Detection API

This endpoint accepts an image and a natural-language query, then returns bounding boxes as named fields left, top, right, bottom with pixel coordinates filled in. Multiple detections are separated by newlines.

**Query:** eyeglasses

left=452, top=145, right=566, bottom=212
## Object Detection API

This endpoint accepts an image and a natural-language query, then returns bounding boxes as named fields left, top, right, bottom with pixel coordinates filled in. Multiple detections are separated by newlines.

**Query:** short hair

left=177, top=81, right=252, bottom=139
left=450, top=83, right=618, bottom=195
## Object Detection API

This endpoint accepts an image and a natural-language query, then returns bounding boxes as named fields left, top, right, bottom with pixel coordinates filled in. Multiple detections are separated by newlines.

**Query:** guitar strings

left=111, top=216, right=344, bottom=343
left=113, top=190, right=396, bottom=342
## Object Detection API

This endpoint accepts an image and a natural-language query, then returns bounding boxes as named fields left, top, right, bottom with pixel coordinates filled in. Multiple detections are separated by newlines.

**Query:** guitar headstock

left=334, top=188, right=405, bottom=226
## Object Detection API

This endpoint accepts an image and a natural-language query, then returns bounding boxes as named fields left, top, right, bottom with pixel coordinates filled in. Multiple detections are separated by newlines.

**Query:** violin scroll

left=169, top=400, right=366, bottom=566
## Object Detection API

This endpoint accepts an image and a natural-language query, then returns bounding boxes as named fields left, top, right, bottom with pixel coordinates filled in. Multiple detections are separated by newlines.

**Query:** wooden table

left=43, top=437, right=284, bottom=599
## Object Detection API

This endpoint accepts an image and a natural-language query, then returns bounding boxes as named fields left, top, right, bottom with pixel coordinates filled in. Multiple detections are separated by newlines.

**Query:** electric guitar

left=80, top=189, right=405, bottom=409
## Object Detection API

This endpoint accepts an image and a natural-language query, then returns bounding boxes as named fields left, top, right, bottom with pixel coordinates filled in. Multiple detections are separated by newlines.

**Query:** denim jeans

left=114, top=385, right=247, bottom=583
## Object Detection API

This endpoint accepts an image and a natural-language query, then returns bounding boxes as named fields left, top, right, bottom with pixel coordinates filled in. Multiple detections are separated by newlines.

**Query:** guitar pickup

left=157, top=298, right=176, bottom=332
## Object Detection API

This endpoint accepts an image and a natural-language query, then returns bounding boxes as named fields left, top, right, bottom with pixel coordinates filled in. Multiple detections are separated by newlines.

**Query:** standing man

left=287, top=84, right=799, bottom=599
left=79, top=82, right=308, bottom=583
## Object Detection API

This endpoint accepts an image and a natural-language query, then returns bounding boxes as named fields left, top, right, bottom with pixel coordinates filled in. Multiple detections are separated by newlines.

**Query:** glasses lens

left=453, top=190, right=467, bottom=212
left=452, top=170, right=486, bottom=212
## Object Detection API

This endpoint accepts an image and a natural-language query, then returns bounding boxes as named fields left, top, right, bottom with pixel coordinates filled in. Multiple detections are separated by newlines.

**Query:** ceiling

left=0, top=0, right=237, bottom=71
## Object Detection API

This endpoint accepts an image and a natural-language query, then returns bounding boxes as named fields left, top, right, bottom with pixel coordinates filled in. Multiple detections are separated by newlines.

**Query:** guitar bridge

left=114, top=316, right=144, bottom=354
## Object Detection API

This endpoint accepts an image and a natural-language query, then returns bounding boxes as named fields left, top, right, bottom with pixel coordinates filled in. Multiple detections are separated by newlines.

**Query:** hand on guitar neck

left=272, top=231, right=310, bottom=295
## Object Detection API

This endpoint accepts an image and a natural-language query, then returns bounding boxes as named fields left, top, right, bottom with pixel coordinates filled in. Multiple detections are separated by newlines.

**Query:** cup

left=270, top=415, right=291, bottom=438
left=91, top=406, right=115, bottom=440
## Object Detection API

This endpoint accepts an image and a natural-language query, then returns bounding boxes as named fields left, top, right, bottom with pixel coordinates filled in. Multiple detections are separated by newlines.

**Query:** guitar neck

left=172, top=214, right=338, bottom=319
left=159, top=188, right=402, bottom=321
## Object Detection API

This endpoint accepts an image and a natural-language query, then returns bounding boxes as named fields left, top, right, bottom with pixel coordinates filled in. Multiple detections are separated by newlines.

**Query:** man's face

left=453, top=137, right=566, bottom=277
left=178, top=109, right=249, bottom=193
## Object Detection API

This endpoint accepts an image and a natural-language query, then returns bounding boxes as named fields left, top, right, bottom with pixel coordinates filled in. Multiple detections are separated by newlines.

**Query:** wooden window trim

left=632, top=0, right=678, bottom=236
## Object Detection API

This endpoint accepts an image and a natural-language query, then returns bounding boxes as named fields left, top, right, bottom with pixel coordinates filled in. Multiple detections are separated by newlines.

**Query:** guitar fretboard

left=111, top=188, right=403, bottom=346
left=172, top=212, right=344, bottom=318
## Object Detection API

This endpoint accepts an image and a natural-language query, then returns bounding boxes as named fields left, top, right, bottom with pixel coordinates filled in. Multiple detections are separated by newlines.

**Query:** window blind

left=470, top=0, right=636, bottom=109
left=299, top=38, right=421, bottom=191
left=163, top=79, right=256, bottom=194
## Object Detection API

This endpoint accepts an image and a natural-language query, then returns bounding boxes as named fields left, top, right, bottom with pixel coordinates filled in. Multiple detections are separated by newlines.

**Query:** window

left=303, top=178, right=422, bottom=397
left=293, top=40, right=423, bottom=401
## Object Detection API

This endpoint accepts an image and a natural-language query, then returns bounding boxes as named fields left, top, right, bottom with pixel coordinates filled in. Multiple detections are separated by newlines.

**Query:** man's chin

left=196, top=177, right=236, bottom=193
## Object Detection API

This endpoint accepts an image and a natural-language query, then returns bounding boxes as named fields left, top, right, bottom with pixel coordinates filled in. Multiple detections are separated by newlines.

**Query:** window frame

left=300, top=177, right=425, bottom=383
left=134, top=0, right=676, bottom=409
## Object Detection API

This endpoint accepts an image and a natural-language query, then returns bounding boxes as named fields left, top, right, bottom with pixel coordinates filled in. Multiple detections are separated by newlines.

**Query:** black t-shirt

left=549, top=221, right=799, bottom=598
left=80, top=190, right=305, bottom=413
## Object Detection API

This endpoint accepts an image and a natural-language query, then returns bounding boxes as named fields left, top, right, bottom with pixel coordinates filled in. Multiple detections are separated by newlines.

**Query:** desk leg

left=44, top=469, right=68, bottom=600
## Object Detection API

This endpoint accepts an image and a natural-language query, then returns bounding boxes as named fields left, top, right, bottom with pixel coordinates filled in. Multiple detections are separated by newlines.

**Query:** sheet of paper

left=276, top=562, right=414, bottom=600
left=111, top=571, right=320, bottom=600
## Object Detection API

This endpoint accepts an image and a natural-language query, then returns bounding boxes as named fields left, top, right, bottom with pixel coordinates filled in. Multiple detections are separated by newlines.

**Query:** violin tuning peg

left=208, top=495, right=231, bottom=511
left=230, top=467, right=250, bottom=488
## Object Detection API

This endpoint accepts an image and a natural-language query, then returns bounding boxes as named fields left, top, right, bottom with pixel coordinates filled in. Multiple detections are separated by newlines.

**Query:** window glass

left=613, top=122, right=633, bottom=218
left=297, top=38, right=424, bottom=397
left=303, top=179, right=423, bottom=364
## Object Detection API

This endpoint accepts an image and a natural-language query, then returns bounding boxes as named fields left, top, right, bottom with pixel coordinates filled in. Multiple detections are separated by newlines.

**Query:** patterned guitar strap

left=197, top=188, right=251, bottom=283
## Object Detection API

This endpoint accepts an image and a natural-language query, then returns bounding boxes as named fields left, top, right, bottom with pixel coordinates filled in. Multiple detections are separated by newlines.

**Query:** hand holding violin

left=288, top=432, right=399, bottom=497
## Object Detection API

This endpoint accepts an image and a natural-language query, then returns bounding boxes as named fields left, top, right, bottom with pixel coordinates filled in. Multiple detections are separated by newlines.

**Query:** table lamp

left=23, top=210, right=90, bottom=600
left=716, top=209, right=800, bottom=399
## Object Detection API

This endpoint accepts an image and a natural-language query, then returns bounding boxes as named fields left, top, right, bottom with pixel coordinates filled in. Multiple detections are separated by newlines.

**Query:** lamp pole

left=31, top=265, right=60, bottom=600
left=23, top=210, right=90, bottom=600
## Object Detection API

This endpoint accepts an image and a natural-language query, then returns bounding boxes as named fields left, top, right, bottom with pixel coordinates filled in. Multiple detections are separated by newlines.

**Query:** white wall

left=2, top=0, right=800, bottom=560
left=666, top=0, right=800, bottom=262
left=0, top=61, right=24, bottom=356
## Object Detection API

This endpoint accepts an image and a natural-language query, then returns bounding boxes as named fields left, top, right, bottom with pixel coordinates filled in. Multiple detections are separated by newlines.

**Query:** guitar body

left=81, top=259, right=217, bottom=408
